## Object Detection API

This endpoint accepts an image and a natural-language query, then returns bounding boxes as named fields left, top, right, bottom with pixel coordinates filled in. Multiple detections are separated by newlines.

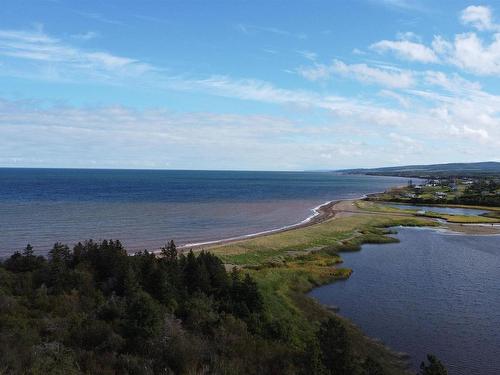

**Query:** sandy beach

left=180, top=198, right=500, bottom=252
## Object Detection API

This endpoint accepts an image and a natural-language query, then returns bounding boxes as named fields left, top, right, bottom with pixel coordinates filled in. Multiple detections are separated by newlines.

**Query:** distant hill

left=340, top=162, right=500, bottom=178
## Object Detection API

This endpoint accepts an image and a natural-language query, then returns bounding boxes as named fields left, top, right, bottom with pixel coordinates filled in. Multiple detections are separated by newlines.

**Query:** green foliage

left=0, top=241, right=305, bottom=374
left=418, top=355, right=448, bottom=375
left=317, top=317, right=354, bottom=375
left=0, top=239, right=448, bottom=374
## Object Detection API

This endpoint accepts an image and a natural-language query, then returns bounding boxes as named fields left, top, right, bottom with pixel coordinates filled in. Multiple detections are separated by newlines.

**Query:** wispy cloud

left=371, top=39, right=439, bottom=63
left=298, top=59, right=416, bottom=88
left=76, top=11, right=123, bottom=26
left=296, top=50, right=317, bottom=61
left=0, top=28, right=152, bottom=81
left=236, top=23, right=307, bottom=40
left=3, top=89, right=498, bottom=169
left=1, top=19, right=500, bottom=169
left=71, top=31, right=99, bottom=41
left=369, top=0, right=426, bottom=11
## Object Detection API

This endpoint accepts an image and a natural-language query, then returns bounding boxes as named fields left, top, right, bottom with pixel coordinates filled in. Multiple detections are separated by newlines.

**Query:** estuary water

left=309, top=227, right=500, bottom=375
left=385, top=203, right=490, bottom=216
left=0, top=168, right=408, bottom=255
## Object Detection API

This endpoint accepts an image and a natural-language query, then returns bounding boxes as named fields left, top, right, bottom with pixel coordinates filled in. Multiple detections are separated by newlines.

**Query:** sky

left=1, top=0, right=500, bottom=170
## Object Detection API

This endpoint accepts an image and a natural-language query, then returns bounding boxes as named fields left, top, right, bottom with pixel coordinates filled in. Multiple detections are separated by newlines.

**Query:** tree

left=161, top=240, right=177, bottom=262
left=183, top=250, right=209, bottom=294
left=317, top=317, right=354, bottom=375
left=241, top=274, right=263, bottom=313
left=47, top=243, right=72, bottom=293
left=418, top=354, right=447, bottom=375
left=362, top=357, right=386, bottom=375
left=4, top=244, right=45, bottom=273
left=124, top=290, right=163, bottom=341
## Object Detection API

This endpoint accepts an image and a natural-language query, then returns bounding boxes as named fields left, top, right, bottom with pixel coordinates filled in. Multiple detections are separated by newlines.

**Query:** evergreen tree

left=317, top=317, right=354, bottom=375
left=418, top=355, right=448, bottom=375
left=161, top=240, right=178, bottom=262
left=363, top=357, right=386, bottom=375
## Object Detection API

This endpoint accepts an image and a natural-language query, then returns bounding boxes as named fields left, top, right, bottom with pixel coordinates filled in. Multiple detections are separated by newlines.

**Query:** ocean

left=0, top=168, right=408, bottom=255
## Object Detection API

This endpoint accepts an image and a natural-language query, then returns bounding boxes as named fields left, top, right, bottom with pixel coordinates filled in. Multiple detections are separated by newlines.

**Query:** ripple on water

left=309, top=227, right=500, bottom=375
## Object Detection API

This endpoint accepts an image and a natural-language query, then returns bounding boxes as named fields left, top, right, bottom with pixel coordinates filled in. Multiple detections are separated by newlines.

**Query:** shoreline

left=179, top=193, right=378, bottom=250
left=178, top=183, right=414, bottom=251
left=181, top=196, right=500, bottom=252
left=179, top=199, right=339, bottom=250
left=186, top=190, right=500, bottom=374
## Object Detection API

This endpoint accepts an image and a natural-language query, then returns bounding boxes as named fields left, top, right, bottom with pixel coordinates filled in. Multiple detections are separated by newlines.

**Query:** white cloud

left=298, top=59, right=415, bottom=88
left=0, top=98, right=412, bottom=169
left=379, top=89, right=412, bottom=108
left=1, top=24, right=500, bottom=168
left=371, top=39, right=439, bottom=63
left=352, top=48, right=366, bottom=55
left=235, top=24, right=307, bottom=39
left=371, top=6, right=500, bottom=76
left=71, top=31, right=99, bottom=41
left=396, top=31, right=422, bottom=42
left=424, top=71, right=481, bottom=93
left=461, top=5, right=499, bottom=31
left=297, top=50, right=317, bottom=61
left=443, top=32, right=500, bottom=75
left=0, top=28, right=152, bottom=78
left=463, top=125, right=489, bottom=140
left=370, top=0, right=424, bottom=11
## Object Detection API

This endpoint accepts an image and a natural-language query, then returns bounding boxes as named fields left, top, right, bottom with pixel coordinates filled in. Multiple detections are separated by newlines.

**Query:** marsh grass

left=422, top=211, right=500, bottom=223
left=205, top=209, right=434, bottom=374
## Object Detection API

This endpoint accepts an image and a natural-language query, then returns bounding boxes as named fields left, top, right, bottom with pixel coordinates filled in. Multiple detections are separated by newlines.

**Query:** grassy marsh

left=206, top=207, right=435, bottom=374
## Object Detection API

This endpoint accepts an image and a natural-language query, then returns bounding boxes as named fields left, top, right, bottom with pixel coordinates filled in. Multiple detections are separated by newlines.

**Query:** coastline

left=181, top=192, right=500, bottom=252
left=206, top=194, right=435, bottom=374
left=179, top=191, right=391, bottom=251
left=203, top=193, right=500, bottom=374
left=180, top=199, right=339, bottom=250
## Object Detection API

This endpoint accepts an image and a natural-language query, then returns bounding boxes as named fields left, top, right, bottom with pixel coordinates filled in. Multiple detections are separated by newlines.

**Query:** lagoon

left=310, top=227, right=500, bottom=375
left=384, top=203, right=490, bottom=216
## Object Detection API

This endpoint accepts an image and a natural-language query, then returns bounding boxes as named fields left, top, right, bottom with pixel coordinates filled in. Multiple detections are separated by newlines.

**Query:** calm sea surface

left=310, top=227, right=500, bottom=375
left=0, top=168, right=408, bottom=255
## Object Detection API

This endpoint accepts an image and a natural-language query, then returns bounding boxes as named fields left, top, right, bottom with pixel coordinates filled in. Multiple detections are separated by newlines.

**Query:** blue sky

left=1, top=0, right=500, bottom=170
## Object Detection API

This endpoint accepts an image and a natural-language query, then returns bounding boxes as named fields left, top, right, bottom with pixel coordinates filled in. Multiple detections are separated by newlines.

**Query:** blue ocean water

left=0, top=168, right=409, bottom=255
left=310, top=227, right=500, bottom=375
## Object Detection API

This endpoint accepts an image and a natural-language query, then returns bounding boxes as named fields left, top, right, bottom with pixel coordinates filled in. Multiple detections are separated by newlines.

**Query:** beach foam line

left=179, top=192, right=380, bottom=249
left=179, top=199, right=337, bottom=249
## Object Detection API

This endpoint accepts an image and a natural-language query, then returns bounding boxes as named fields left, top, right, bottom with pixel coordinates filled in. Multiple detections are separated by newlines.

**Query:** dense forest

left=0, top=240, right=446, bottom=374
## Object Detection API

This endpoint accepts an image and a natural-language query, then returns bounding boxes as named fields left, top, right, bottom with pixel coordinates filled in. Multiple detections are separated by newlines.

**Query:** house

left=435, top=192, right=447, bottom=199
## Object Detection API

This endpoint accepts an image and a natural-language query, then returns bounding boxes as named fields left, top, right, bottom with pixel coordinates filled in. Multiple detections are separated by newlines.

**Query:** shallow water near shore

left=0, top=168, right=409, bottom=255
left=309, top=227, right=500, bottom=375
left=385, top=203, right=490, bottom=216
